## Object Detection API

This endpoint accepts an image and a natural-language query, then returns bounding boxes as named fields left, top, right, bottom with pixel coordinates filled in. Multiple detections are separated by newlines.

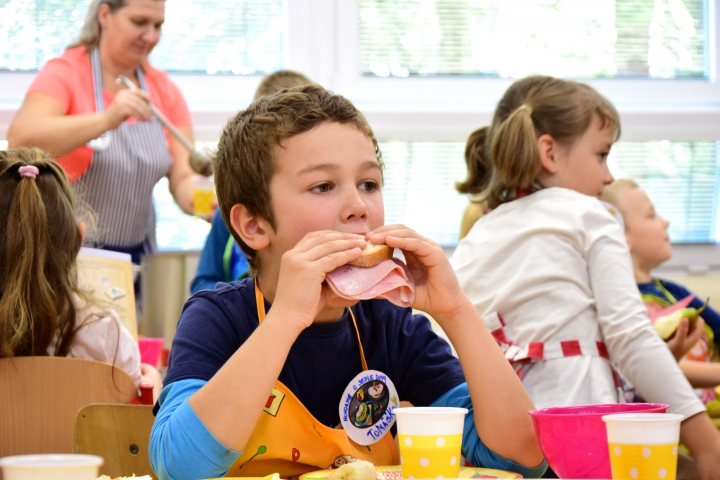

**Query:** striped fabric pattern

left=78, top=49, right=172, bottom=250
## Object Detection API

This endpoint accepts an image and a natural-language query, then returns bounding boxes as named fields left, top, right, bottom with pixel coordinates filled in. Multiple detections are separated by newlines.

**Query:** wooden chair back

left=75, top=404, right=156, bottom=479
left=0, top=356, right=137, bottom=457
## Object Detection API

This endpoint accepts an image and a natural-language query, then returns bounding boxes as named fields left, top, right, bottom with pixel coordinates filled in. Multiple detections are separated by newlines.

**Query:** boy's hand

left=667, top=318, right=705, bottom=362
left=367, top=225, right=467, bottom=320
left=271, top=231, right=366, bottom=331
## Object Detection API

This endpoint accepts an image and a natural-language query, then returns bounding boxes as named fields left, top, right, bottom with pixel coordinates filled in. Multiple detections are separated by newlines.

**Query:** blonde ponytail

left=491, top=105, right=542, bottom=191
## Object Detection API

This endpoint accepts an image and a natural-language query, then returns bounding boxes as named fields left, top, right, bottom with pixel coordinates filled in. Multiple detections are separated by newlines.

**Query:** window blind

left=359, top=0, right=707, bottom=78
left=0, top=0, right=285, bottom=74
left=153, top=140, right=719, bottom=251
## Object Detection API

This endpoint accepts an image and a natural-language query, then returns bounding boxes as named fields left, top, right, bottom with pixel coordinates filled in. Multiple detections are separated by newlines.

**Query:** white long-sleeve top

left=47, top=307, right=142, bottom=387
left=450, top=187, right=703, bottom=419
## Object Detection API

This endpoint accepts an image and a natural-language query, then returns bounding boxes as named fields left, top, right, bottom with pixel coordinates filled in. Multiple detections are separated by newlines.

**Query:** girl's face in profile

left=547, top=113, right=616, bottom=199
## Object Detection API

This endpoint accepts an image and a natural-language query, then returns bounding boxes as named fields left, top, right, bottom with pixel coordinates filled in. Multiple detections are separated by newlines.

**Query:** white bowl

left=0, top=454, right=103, bottom=480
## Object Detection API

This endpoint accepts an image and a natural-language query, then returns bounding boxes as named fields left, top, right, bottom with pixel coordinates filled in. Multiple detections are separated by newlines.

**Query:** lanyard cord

left=254, top=278, right=368, bottom=370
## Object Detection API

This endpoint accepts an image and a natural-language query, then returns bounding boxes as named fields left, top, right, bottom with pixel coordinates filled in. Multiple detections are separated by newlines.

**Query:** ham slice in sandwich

left=325, top=242, right=415, bottom=308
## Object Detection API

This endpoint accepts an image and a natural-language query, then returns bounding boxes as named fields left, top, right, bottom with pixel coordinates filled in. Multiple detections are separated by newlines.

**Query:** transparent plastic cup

left=0, top=454, right=103, bottom=480
left=394, top=406, right=468, bottom=479
left=603, top=413, right=683, bottom=480
left=193, top=175, right=216, bottom=217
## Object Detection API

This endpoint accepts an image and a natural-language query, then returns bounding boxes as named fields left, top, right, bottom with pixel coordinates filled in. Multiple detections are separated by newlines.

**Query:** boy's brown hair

left=254, top=70, right=314, bottom=101
left=215, top=84, right=383, bottom=273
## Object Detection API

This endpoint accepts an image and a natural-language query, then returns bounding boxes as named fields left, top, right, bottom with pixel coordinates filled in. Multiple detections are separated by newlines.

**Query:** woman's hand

left=104, top=89, right=153, bottom=130
left=367, top=225, right=467, bottom=320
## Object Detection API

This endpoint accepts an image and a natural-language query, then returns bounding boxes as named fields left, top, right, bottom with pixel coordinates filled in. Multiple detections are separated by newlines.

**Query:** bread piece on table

left=348, top=242, right=394, bottom=268
left=335, top=460, right=376, bottom=480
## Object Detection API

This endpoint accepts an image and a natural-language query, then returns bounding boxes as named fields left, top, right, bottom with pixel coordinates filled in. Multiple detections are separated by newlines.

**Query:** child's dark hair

left=0, top=148, right=84, bottom=357
left=215, top=84, right=382, bottom=273
left=457, top=76, right=620, bottom=208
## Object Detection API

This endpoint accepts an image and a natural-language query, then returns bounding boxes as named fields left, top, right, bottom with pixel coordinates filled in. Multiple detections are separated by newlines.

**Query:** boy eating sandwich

left=149, top=85, right=546, bottom=480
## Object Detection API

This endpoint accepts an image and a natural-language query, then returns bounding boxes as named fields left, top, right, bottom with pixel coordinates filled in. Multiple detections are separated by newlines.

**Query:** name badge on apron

left=339, top=369, right=398, bottom=446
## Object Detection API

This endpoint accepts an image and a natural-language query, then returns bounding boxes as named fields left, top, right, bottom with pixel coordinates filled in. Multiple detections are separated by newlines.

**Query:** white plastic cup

left=394, top=407, right=468, bottom=479
left=193, top=175, right=216, bottom=217
left=602, top=413, right=683, bottom=480
left=0, top=454, right=103, bottom=480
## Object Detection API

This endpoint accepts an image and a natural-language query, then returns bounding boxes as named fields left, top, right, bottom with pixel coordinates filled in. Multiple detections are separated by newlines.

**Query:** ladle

left=116, top=75, right=213, bottom=176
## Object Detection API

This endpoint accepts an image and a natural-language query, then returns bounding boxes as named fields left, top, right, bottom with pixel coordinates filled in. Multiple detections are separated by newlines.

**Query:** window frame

left=2, top=0, right=720, bottom=263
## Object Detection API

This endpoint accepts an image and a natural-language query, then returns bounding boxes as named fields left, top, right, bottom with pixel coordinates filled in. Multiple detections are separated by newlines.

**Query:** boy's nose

left=603, top=165, right=614, bottom=184
left=343, top=189, right=368, bottom=221
left=662, top=217, right=670, bottom=229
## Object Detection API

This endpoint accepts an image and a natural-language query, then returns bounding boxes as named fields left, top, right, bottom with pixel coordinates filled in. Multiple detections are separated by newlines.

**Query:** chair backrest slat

left=0, top=356, right=137, bottom=457
left=75, top=404, right=156, bottom=479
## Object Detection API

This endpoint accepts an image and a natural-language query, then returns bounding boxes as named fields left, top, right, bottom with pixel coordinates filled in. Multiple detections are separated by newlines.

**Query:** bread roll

left=348, top=242, right=394, bottom=268
left=335, top=460, right=376, bottom=480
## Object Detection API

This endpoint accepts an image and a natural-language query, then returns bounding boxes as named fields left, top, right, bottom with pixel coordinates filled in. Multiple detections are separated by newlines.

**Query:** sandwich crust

left=348, top=242, right=394, bottom=268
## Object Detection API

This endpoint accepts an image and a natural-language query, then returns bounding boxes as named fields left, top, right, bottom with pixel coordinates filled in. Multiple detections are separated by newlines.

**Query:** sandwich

left=325, top=242, right=415, bottom=308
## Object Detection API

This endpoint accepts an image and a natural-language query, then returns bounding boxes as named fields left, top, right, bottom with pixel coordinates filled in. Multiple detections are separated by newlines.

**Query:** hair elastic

left=18, top=165, right=39, bottom=179
left=517, top=104, right=532, bottom=114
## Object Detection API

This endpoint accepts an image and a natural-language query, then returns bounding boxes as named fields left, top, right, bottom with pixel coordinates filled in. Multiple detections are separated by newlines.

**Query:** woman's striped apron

left=78, top=48, right=172, bottom=258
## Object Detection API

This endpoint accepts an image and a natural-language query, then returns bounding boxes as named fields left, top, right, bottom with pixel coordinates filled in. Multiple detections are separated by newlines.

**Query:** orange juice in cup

left=603, top=413, right=683, bottom=480
left=193, top=176, right=216, bottom=217
left=394, top=407, right=468, bottom=479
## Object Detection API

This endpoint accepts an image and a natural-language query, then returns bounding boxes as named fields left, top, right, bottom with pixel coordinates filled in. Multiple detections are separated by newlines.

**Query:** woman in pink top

left=7, top=0, right=200, bottom=273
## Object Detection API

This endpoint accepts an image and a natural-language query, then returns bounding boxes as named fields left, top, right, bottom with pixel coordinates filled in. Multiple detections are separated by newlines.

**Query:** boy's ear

left=537, top=134, right=560, bottom=174
left=230, top=204, right=271, bottom=251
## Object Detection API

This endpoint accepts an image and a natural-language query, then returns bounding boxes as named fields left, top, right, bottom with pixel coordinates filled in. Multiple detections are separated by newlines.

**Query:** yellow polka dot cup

left=602, top=413, right=683, bottom=480
left=193, top=175, right=216, bottom=217
left=394, top=406, right=468, bottom=479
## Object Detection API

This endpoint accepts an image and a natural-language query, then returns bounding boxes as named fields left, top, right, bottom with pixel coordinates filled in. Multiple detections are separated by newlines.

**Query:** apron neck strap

left=653, top=278, right=677, bottom=304
left=254, top=278, right=369, bottom=371
left=90, top=48, right=149, bottom=113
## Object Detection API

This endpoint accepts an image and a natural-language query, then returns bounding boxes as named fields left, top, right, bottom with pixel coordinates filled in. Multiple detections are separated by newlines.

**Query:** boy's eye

left=311, top=182, right=333, bottom=194
left=359, top=181, right=379, bottom=192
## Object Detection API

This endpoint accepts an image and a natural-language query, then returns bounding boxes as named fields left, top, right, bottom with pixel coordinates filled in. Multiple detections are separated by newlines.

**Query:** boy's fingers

left=315, top=248, right=364, bottom=272
left=294, top=231, right=365, bottom=254
left=303, top=238, right=366, bottom=261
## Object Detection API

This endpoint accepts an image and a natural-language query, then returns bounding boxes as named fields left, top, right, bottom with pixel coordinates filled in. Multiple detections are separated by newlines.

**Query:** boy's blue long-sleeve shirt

left=150, top=278, right=547, bottom=480
left=190, top=208, right=248, bottom=294
left=150, top=381, right=547, bottom=480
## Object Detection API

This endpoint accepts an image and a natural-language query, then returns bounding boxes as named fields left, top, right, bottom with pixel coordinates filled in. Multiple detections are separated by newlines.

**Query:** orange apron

left=226, top=282, right=399, bottom=478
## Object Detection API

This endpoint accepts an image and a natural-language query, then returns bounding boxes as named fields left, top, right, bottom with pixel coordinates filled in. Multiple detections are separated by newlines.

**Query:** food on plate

left=334, top=460, right=377, bottom=480
left=325, top=242, right=415, bottom=308
left=653, top=301, right=707, bottom=340
left=348, top=242, right=394, bottom=268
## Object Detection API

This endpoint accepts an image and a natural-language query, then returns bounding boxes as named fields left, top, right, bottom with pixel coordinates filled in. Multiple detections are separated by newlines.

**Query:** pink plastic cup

left=528, top=403, right=668, bottom=479
left=138, top=337, right=164, bottom=367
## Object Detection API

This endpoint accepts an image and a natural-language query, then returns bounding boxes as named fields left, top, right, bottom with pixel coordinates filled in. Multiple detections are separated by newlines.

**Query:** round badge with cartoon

left=339, top=370, right=399, bottom=446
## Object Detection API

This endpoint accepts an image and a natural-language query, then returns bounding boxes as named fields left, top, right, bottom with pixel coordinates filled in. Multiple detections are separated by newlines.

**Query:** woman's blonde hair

left=460, top=76, right=621, bottom=209
left=68, top=0, right=164, bottom=51
left=0, top=148, right=87, bottom=358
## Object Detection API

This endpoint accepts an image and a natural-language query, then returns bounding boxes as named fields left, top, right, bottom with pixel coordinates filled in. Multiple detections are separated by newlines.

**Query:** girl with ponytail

left=0, top=147, right=160, bottom=399
left=451, top=77, right=720, bottom=478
